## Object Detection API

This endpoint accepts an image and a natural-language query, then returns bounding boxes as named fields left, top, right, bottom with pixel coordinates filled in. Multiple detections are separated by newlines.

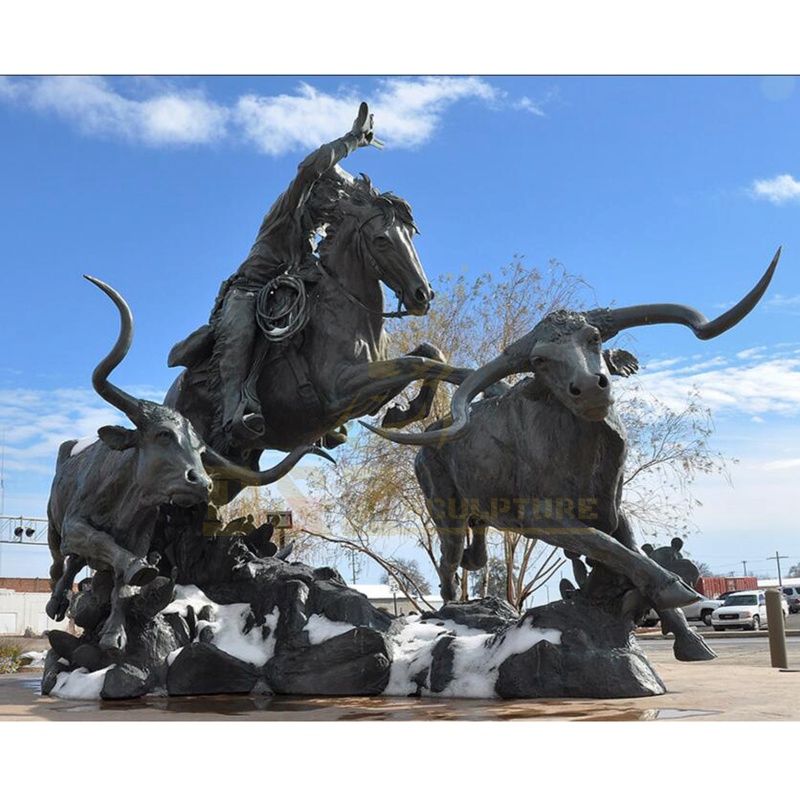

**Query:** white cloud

left=635, top=349, right=800, bottom=417
left=750, top=173, right=800, bottom=205
left=0, top=76, right=539, bottom=155
left=235, top=77, right=501, bottom=155
left=0, top=387, right=125, bottom=479
left=1, top=76, right=229, bottom=146
left=736, top=346, right=767, bottom=359
left=513, top=96, right=546, bottom=116
left=766, top=293, right=800, bottom=313
left=762, top=457, right=800, bottom=471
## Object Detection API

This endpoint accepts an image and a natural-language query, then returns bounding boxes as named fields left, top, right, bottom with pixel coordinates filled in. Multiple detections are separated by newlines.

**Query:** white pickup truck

left=641, top=595, right=722, bottom=627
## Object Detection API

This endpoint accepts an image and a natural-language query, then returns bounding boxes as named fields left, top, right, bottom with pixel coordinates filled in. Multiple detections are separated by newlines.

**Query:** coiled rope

left=255, top=274, right=310, bottom=343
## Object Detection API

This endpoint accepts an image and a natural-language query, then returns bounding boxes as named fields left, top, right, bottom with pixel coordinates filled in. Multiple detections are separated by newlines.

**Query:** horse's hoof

left=124, top=559, right=158, bottom=586
left=381, top=406, right=407, bottom=429
left=652, top=578, right=699, bottom=611
left=322, top=427, right=348, bottom=448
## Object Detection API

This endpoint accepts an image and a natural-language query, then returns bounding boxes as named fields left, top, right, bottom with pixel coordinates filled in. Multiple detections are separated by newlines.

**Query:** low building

left=0, top=578, right=72, bottom=636
left=348, top=583, right=443, bottom=616
left=758, top=577, right=800, bottom=589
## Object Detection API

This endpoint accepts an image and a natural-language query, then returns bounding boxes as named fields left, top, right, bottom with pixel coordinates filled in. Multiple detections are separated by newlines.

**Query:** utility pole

left=349, top=549, right=359, bottom=585
left=741, top=560, right=748, bottom=577
left=767, top=552, right=788, bottom=588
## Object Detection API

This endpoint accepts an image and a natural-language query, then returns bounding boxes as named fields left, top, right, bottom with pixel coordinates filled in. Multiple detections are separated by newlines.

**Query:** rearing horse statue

left=165, top=105, right=468, bottom=471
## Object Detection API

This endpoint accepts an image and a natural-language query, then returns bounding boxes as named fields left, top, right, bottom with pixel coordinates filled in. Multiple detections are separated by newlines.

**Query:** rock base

left=42, top=573, right=667, bottom=700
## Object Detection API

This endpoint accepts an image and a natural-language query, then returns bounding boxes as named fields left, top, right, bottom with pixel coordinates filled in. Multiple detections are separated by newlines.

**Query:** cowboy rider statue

left=170, top=102, right=379, bottom=447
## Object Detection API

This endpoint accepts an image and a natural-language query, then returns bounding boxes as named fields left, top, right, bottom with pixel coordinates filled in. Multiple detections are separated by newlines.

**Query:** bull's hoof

left=123, top=559, right=158, bottom=587
left=651, top=577, right=699, bottom=611
left=46, top=593, right=69, bottom=622
left=673, top=630, right=717, bottom=662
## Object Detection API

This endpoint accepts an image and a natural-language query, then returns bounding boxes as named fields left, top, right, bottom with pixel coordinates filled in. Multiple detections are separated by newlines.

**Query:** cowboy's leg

left=213, top=287, right=260, bottom=431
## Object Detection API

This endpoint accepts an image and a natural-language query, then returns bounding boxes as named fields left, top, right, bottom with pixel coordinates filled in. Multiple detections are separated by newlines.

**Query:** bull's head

left=361, top=248, right=780, bottom=444
left=86, top=276, right=330, bottom=507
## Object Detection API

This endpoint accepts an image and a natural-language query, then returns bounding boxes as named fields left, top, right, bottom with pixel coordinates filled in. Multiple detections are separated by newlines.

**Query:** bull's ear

left=97, top=425, right=138, bottom=451
left=603, top=348, right=639, bottom=377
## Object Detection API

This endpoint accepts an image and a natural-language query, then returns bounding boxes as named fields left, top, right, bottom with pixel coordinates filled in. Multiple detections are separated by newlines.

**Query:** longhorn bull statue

left=363, top=250, right=780, bottom=661
left=46, top=276, right=329, bottom=652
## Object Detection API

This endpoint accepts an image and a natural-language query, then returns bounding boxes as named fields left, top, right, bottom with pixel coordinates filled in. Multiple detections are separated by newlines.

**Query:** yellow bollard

left=765, top=588, right=788, bottom=669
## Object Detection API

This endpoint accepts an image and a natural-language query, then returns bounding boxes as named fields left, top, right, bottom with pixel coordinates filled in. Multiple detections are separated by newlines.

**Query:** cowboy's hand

left=350, top=102, right=382, bottom=148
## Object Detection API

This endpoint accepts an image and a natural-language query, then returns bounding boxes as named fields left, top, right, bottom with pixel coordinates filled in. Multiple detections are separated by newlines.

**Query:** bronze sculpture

left=362, top=250, right=780, bottom=659
left=39, top=101, right=782, bottom=700
left=165, top=103, right=462, bottom=477
left=46, top=277, right=328, bottom=654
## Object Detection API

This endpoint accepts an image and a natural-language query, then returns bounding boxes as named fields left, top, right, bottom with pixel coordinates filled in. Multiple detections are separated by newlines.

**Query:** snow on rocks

left=302, top=614, right=355, bottom=645
left=163, top=584, right=279, bottom=667
left=384, top=613, right=561, bottom=698
left=19, top=650, right=47, bottom=668
left=51, top=666, right=113, bottom=700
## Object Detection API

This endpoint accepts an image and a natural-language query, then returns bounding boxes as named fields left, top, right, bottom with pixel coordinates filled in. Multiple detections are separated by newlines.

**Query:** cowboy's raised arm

left=280, top=101, right=378, bottom=215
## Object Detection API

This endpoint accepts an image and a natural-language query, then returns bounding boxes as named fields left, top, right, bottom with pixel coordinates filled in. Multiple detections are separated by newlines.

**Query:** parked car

left=782, top=586, right=800, bottom=614
left=640, top=595, right=721, bottom=627
left=711, top=591, right=788, bottom=631
left=680, top=595, right=723, bottom=625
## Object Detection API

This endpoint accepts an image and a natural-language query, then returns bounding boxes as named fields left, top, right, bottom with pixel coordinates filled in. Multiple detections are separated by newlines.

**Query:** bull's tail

left=47, top=440, right=77, bottom=591
left=47, top=511, right=63, bottom=592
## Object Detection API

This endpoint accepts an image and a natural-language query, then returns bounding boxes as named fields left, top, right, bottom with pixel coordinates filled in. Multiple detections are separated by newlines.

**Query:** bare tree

left=382, top=558, right=431, bottom=595
left=618, top=385, right=731, bottom=540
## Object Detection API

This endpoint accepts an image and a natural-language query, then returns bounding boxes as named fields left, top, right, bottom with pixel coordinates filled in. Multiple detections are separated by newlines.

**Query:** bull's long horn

left=84, top=275, right=141, bottom=421
left=203, top=444, right=335, bottom=485
left=360, top=351, right=526, bottom=446
left=592, top=248, right=780, bottom=341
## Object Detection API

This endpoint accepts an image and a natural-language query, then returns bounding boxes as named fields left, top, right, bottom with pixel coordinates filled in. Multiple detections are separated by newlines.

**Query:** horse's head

left=332, top=174, right=434, bottom=316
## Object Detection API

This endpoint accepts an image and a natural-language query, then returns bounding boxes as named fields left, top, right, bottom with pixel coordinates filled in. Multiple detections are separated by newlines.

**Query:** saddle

left=169, top=269, right=326, bottom=422
left=167, top=323, right=215, bottom=369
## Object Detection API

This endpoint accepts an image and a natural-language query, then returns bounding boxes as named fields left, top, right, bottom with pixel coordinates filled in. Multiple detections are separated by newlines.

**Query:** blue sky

left=1, top=75, right=799, bottom=583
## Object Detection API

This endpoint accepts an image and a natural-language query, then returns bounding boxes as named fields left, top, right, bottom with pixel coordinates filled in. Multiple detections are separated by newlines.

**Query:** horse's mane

left=309, top=166, right=418, bottom=253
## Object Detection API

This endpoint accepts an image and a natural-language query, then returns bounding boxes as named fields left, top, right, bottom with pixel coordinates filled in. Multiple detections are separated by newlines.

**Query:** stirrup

left=231, top=411, right=266, bottom=442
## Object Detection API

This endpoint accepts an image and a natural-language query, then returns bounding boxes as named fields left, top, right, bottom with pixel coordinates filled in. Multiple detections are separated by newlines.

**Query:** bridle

left=317, top=210, right=414, bottom=319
